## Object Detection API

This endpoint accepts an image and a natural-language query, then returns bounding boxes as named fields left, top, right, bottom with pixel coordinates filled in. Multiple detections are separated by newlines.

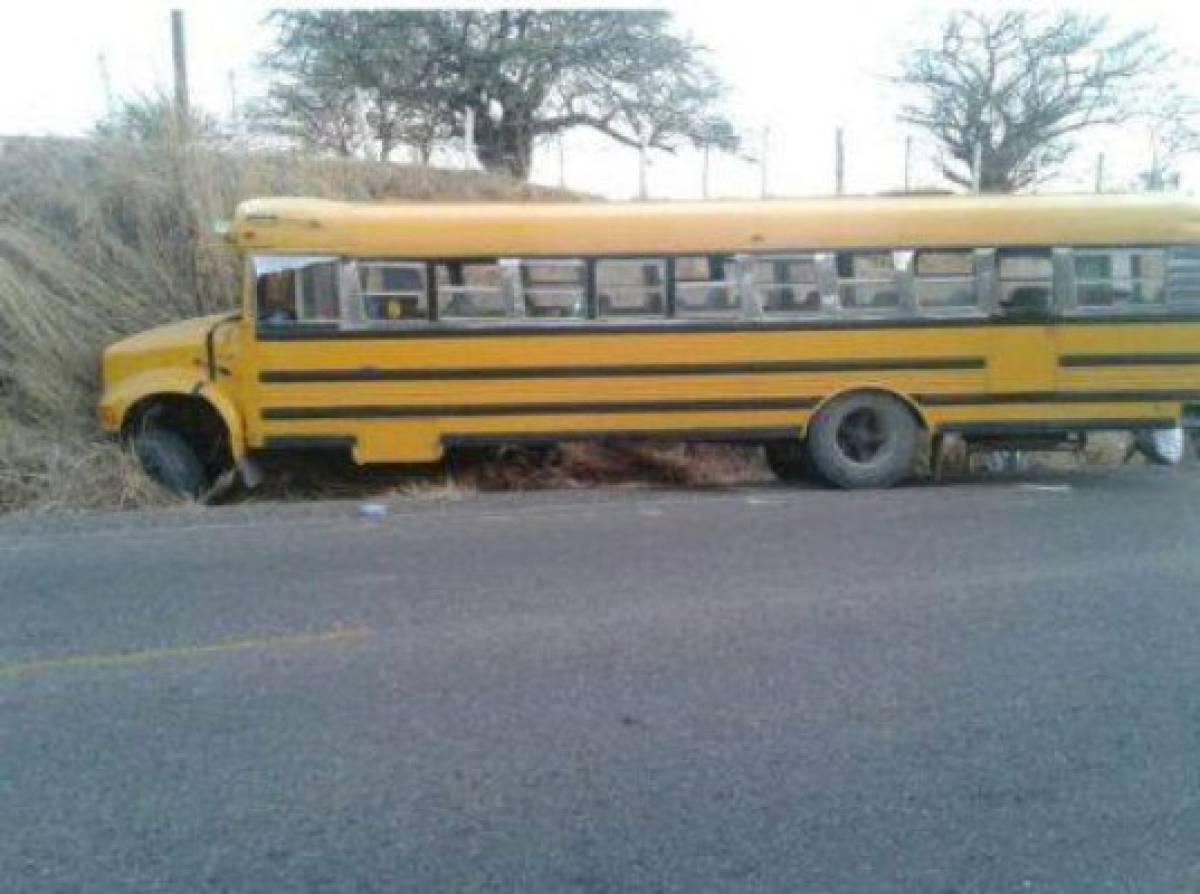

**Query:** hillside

left=0, top=136, right=577, bottom=510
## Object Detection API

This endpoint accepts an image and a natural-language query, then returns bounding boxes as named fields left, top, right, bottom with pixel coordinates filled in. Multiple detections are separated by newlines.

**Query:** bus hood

left=101, top=313, right=235, bottom=394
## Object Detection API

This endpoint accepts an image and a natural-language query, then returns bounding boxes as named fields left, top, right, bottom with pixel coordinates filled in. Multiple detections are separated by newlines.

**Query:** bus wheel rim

left=835, top=408, right=888, bottom=463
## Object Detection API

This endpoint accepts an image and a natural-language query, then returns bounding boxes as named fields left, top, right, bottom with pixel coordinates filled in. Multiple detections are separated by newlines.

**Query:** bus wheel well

left=810, top=387, right=929, bottom=432
left=122, top=394, right=233, bottom=479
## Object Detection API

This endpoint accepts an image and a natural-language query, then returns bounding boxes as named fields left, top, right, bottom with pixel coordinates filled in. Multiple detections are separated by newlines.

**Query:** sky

left=1, top=0, right=1197, bottom=200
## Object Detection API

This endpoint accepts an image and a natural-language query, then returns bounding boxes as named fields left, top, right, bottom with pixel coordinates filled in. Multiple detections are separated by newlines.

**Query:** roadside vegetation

left=0, top=133, right=576, bottom=511
left=0, top=133, right=770, bottom=512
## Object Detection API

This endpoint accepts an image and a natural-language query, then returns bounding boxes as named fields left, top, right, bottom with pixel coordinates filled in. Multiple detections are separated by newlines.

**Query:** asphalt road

left=2, top=468, right=1199, bottom=892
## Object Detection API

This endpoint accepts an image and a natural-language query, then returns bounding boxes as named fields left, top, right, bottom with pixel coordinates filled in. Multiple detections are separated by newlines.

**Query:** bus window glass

left=997, top=249, right=1053, bottom=313
left=837, top=252, right=900, bottom=310
left=1074, top=249, right=1166, bottom=308
left=520, top=260, right=586, bottom=319
left=255, top=256, right=340, bottom=323
left=435, top=261, right=508, bottom=319
left=675, top=255, right=738, bottom=317
left=755, top=255, right=821, bottom=313
left=915, top=250, right=977, bottom=310
left=358, top=262, right=428, bottom=322
left=596, top=259, right=666, bottom=318
left=1167, top=246, right=1200, bottom=305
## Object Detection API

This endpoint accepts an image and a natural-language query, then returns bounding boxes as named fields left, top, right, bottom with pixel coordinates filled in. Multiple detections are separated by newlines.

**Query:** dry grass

left=234, top=441, right=772, bottom=508
left=0, top=420, right=175, bottom=513
left=454, top=442, right=773, bottom=490
left=0, top=133, right=572, bottom=512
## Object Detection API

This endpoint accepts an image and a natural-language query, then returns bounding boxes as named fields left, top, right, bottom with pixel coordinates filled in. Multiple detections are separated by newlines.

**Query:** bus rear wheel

left=806, top=392, right=918, bottom=489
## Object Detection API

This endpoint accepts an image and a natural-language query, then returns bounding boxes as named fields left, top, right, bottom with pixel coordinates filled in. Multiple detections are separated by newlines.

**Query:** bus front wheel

left=132, top=429, right=208, bottom=499
left=806, top=392, right=919, bottom=489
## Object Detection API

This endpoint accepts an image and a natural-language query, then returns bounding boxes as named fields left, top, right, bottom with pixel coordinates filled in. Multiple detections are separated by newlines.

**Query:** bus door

left=986, top=247, right=1064, bottom=394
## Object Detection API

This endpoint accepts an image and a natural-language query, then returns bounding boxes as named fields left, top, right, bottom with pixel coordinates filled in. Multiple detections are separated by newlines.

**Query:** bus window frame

left=994, top=247, right=1056, bottom=319
left=911, top=248, right=986, bottom=318
left=594, top=257, right=669, bottom=321
left=512, top=257, right=589, bottom=322
left=673, top=254, right=740, bottom=319
left=750, top=252, right=825, bottom=318
left=1167, top=245, right=1200, bottom=307
left=248, top=244, right=1200, bottom=337
left=434, top=259, right=512, bottom=321
left=252, top=254, right=342, bottom=325
left=353, top=259, right=431, bottom=326
left=833, top=250, right=908, bottom=318
left=1064, top=246, right=1171, bottom=316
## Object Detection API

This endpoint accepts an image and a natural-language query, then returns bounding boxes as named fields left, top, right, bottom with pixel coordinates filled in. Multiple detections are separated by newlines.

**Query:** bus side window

left=997, top=249, right=1054, bottom=315
left=675, top=255, right=738, bottom=317
left=1167, top=246, right=1200, bottom=306
left=435, top=261, right=508, bottom=319
left=755, top=255, right=821, bottom=314
left=836, top=252, right=900, bottom=311
left=915, top=250, right=978, bottom=312
left=358, top=262, right=428, bottom=322
left=255, top=255, right=340, bottom=324
left=596, top=259, right=667, bottom=318
left=519, top=260, right=586, bottom=319
left=1073, top=248, right=1166, bottom=310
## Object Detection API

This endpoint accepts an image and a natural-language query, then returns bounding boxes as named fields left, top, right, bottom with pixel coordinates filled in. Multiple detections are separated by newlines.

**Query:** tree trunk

left=474, top=108, right=534, bottom=180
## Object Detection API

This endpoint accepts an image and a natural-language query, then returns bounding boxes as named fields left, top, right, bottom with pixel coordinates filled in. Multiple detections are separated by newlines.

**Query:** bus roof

left=229, top=193, right=1200, bottom=257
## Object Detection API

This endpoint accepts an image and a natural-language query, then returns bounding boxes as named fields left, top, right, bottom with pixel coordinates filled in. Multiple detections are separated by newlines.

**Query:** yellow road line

left=0, top=627, right=371, bottom=682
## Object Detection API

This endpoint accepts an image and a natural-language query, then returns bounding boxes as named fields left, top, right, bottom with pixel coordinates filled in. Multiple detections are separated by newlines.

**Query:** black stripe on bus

left=443, top=427, right=799, bottom=447
left=255, top=313, right=1200, bottom=340
left=259, top=356, right=986, bottom=384
left=1060, top=352, right=1200, bottom=367
left=261, top=396, right=821, bottom=421
left=945, top=418, right=1178, bottom=436
left=260, top=388, right=1200, bottom=422
left=262, top=435, right=357, bottom=451
left=917, top=389, right=1200, bottom=406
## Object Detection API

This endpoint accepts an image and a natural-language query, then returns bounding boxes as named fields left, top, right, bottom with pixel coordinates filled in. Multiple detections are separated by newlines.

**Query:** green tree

left=896, top=11, right=1162, bottom=192
left=94, top=93, right=221, bottom=144
left=257, top=10, right=738, bottom=179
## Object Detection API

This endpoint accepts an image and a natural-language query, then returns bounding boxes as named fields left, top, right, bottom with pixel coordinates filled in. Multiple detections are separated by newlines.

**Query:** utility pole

left=227, top=69, right=239, bottom=133
left=1095, top=152, right=1105, bottom=193
left=759, top=125, right=771, bottom=199
left=170, top=10, right=189, bottom=132
left=638, top=134, right=649, bottom=200
left=97, top=52, right=115, bottom=117
left=835, top=127, right=845, bottom=195
left=702, top=141, right=711, bottom=200
left=557, top=133, right=566, bottom=188
left=463, top=108, right=476, bottom=169
left=972, top=141, right=983, bottom=193
left=903, top=135, right=912, bottom=193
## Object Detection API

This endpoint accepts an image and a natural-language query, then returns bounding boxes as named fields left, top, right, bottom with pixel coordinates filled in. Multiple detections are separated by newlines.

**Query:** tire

left=806, top=391, right=920, bottom=489
left=132, top=430, right=208, bottom=498
left=764, top=439, right=813, bottom=484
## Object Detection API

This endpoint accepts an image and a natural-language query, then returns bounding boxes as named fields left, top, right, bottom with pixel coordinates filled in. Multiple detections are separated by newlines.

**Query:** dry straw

left=0, top=133, right=571, bottom=511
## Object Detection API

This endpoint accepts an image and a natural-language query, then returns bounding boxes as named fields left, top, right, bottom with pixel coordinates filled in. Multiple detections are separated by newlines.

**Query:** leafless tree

left=896, top=11, right=1163, bottom=192
left=256, top=10, right=739, bottom=180
left=1138, top=83, right=1200, bottom=190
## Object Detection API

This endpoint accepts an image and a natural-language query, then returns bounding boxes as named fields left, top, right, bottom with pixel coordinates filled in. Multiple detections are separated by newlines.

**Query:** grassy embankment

left=0, top=136, right=764, bottom=512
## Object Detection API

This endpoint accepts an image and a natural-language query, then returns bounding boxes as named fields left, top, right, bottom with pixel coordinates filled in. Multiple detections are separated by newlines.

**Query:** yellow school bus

left=98, top=193, right=1200, bottom=494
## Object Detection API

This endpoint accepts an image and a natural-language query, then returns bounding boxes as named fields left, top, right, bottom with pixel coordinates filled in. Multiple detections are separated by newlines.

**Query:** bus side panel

left=243, top=325, right=993, bottom=462
left=1055, top=320, right=1200, bottom=425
